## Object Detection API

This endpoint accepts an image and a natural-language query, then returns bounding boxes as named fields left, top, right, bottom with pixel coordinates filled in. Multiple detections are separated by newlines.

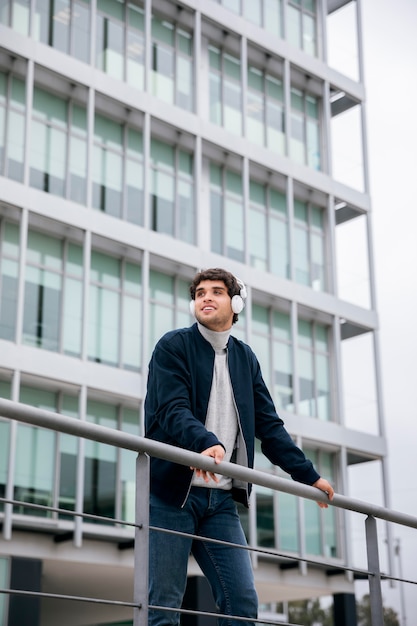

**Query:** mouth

left=202, top=306, right=215, bottom=312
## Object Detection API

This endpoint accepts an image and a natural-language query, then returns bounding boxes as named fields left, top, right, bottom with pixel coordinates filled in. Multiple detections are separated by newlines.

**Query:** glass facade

left=0, top=0, right=384, bottom=620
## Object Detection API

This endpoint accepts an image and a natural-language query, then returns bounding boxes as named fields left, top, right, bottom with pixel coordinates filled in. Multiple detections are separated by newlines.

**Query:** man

left=145, top=268, right=334, bottom=626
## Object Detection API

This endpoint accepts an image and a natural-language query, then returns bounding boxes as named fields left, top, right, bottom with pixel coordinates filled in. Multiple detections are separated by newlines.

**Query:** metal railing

left=0, top=397, right=416, bottom=626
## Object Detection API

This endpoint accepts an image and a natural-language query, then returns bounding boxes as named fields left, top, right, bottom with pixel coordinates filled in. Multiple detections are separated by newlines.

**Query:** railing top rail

left=1, top=397, right=416, bottom=530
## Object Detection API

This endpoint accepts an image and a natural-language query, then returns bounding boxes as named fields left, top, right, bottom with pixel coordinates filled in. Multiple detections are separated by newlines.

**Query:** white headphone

left=189, top=277, right=247, bottom=316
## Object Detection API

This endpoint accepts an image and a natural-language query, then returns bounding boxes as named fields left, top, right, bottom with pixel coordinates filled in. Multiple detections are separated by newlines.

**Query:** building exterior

left=0, top=0, right=388, bottom=624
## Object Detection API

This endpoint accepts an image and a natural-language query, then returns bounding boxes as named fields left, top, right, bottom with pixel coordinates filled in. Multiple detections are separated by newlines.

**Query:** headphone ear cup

left=189, top=300, right=195, bottom=316
left=231, top=295, right=244, bottom=314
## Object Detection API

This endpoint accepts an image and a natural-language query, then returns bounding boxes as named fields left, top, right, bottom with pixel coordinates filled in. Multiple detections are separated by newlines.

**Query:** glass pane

left=294, top=226, right=309, bottom=285
left=210, top=190, right=223, bottom=255
left=209, top=71, right=222, bottom=124
left=72, top=0, right=91, bottom=63
left=298, top=348, right=314, bottom=416
left=88, top=284, right=120, bottom=365
left=33, top=88, right=67, bottom=126
left=51, top=0, right=70, bottom=53
left=251, top=332, right=270, bottom=388
left=149, top=302, right=174, bottom=350
left=225, top=197, right=244, bottom=261
left=245, top=0, right=262, bottom=25
left=224, top=79, right=242, bottom=135
left=273, top=341, right=293, bottom=411
left=151, top=170, right=174, bottom=234
left=126, top=158, right=144, bottom=225
left=84, top=399, right=117, bottom=521
left=69, top=134, right=87, bottom=204
left=125, top=261, right=141, bottom=296
left=178, top=178, right=194, bottom=243
left=96, top=15, right=124, bottom=79
left=177, top=55, right=193, bottom=111
left=15, top=386, right=56, bottom=517
left=122, top=294, right=141, bottom=370
left=249, top=208, right=267, bottom=270
left=287, top=5, right=301, bottom=48
left=152, top=43, right=174, bottom=103
left=316, top=353, right=330, bottom=421
left=149, top=270, right=174, bottom=304
left=127, top=29, right=145, bottom=89
left=256, top=487, right=274, bottom=547
left=264, top=0, right=282, bottom=37
left=23, top=266, right=62, bottom=350
left=152, top=15, right=174, bottom=46
left=63, top=277, right=83, bottom=356
left=278, top=491, right=298, bottom=551
left=27, top=230, right=62, bottom=269
left=269, top=216, right=289, bottom=278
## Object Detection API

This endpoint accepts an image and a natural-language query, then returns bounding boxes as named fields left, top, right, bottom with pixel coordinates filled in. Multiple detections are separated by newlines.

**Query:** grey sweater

left=191, top=323, right=238, bottom=490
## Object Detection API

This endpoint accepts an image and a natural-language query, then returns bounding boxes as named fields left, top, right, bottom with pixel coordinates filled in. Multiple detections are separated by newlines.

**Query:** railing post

left=365, top=515, right=384, bottom=626
left=134, top=452, right=150, bottom=626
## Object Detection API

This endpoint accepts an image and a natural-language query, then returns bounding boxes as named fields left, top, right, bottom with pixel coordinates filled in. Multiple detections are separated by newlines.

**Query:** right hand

left=190, top=445, right=225, bottom=483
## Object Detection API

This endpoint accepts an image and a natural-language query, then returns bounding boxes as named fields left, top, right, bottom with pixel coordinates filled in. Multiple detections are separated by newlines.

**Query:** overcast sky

left=355, top=0, right=417, bottom=620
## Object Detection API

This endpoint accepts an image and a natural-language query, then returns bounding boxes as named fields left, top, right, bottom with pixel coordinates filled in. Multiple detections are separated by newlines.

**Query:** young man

left=145, top=268, right=334, bottom=626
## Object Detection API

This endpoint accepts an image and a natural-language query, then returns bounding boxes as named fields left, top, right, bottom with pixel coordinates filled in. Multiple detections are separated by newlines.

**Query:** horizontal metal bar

left=1, top=398, right=417, bottom=530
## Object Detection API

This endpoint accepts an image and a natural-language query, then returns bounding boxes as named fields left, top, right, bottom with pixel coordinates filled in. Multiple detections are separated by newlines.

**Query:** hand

left=312, top=478, right=334, bottom=509
left=191, top=445, right=225, bottom=483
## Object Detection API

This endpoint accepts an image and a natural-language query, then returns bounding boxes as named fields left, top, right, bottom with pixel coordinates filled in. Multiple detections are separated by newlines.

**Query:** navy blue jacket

left=144, top=323, right=320, bottom=507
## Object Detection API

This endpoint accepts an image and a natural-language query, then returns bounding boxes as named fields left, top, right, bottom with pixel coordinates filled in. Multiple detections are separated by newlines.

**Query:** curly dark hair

left=189, top=268, right=242, bottom=324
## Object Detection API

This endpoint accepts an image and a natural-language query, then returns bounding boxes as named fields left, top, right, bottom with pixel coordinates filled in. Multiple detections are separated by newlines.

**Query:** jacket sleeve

left=145, top=333, right=222, bottom=453
left=251, top=354, right=320, bottom=486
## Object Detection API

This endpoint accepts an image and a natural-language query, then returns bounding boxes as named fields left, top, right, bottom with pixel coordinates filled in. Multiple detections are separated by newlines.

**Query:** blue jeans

left=149, top=487, right=258, bottom=626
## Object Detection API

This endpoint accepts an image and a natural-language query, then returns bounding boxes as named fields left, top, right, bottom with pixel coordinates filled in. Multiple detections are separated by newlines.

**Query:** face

left=193, top=280, right=234, bottom=332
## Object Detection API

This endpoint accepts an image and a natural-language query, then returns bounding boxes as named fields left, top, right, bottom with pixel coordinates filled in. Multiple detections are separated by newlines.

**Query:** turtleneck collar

left=197, top=322, right=231, bottom=351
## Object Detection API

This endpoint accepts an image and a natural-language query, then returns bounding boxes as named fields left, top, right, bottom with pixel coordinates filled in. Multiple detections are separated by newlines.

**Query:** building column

left=333, top=593, right=357, bottom=626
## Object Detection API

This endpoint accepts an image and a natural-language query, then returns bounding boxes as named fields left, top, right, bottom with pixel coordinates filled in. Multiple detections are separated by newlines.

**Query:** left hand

left=312, top=478, right=334, bottom=509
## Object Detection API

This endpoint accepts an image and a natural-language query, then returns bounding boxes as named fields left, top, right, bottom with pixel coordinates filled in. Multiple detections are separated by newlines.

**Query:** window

left=294, top=200, right=326, bottom=290
left=93, top=114, right=144, bottom=224
left=148, top=270, right=190, bottom=351
left=287, top=0, right=317, bottom=57
left=251, top=304, right=293, bottom=411
left=150, top=138, right=194, bottom=243
left=210, top=163, right=244, bottom=262
left=14, top=387, right=58, bottom=516
left=33, top=0, right=91, bottom=63
left=0, top=0, right=30, bottom=34
left=297, top=319, right=331, bottom=420
left=247, top=65, right=284, bottom=154
left=0, top=221, right=20, bottom=342
left=85, top=400, right=139, bottom=524
left=30, top=87, right=88, bottom=203
left=88, top=250, right=142, bottom=371
left=0, top=70, right=26, bottom=182
left=290, top=87, right=321, bottom=170
left=249, top=180, right=289, bottom=277
left=151, top=14, right=194, bottom=111
left=209, top=45, right=242, bottom=136
left=23, top=230, right=84, bottom=355
left=96, top=0, right=145, bottom=89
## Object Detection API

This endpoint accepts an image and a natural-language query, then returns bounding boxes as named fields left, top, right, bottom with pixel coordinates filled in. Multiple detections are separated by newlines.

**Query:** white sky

left=355, top=0, right=417, bottom=620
